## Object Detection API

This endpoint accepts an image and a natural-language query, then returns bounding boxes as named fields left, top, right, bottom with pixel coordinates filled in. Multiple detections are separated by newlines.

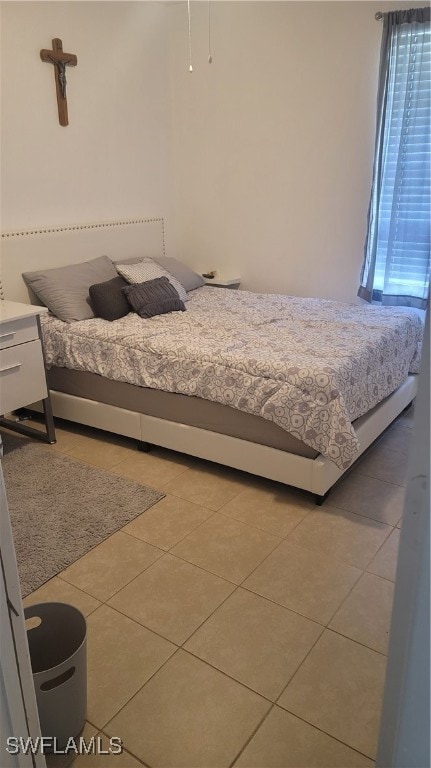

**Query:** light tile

left=221, top=483, right=312, bottom=537
left=111, top=449, right=190, bottom=488
left=185, top=588, right=322, bottom=700
left=46, top=724, right=97, bottom=768
left=234, top=706, right=374, bottom=767
left=356, top=443, right=407, bottom=486
left=108, top=554, right=235, bottom=645
left=66, top=434, right=136, bottom=470
left=123, top=494, right=213, bottom=550
left=379, top=425, right=412, bottom=456
left=107, top=650, right=270, bottom=768
left=279, top=630, right=386, bottom=759
left=23, top=577, right=100, bottom=617
left=172, top=513, right=281, bottom=584
left=61, top=532, right=162, bottom=601
left=163, top=463, right=246, bottom=511
left=87, top=605, right=175, bottom=728
left=244, top=540, right=361, bottom=624
left=367, top=528, right=401, bottom=581
left=329, top=572, right=394, bottom=654
left=73, top=733, right=143, bottom=767
left=286, top=505, right=391, bottom=569
left=329, top=469, right=405, bottom=526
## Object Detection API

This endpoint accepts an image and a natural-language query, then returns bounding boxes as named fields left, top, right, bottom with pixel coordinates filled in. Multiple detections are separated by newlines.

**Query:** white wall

left=168, top=0, right=422, bottom=301
left=0, top=1, right=176, bottom=252
left=1, top=1, right=424, bottom=300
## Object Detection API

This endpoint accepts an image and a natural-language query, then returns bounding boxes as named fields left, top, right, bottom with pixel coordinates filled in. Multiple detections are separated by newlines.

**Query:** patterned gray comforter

left=41, top=286, right=423, bottom=468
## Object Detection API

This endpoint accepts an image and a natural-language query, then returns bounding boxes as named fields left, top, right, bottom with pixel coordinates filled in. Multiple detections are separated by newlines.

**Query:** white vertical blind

left=373, top=22, right=430, bottom=301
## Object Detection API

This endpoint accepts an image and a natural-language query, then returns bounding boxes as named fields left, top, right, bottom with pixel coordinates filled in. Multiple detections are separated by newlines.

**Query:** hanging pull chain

left=187, top=0, right=193, bottom=72
left=208, top=0, right=212, bottom=63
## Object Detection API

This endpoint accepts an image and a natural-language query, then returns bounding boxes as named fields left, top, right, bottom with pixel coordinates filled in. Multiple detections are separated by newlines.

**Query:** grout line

left=178, top=585, right=241, bottom=648
left=23, top=576, right=101, bottom=612
left=318, top=568, right=364, bottom=629
left=230, top=689, right=378, bottom=766
left=86, top=642, right=180, bottom=736
left=111, top=462, right=191, bottom=486
left=238, top=581, right=337, bottom=629
left=215, top=503, right=312, bottom=540
left=365, top=565, right=397, bottom=584
left=321, top=495, right=403, bottom=528
left=324, top=623, right=389, bottom=657
left=228, top=703, right=276, bottom=768
left=273, top=705, right=377, bottom=763
left=84, top=547, right=166, bottom=604
left=162, top=483, right=245, bottom=512
left=272, top=624, right=328, bottom=707
left=237, top=535, right=293, bottom=588
left=168, top=531, right=283, bottom=588
left=98, top=727, right=151, bottom=767
left=354, top=469, right=407, bottom=489
left=181, top=647, right=275, bottom=704
left=85, top=719, right=100, bottom=731
left=271, top=626, right=388, bottom=751
left=122, top=505, right=220, bottom=552
left=99, top=595, right=182, bottom=648
left=323, top=623, right=389, bottom=659
left=101, top=552, right=237, bottom=645
left=362, top=526, right=400, bottom=574
left=101, top=647, right=184, bottom=734
left=282, top=520, right=394, bottom=573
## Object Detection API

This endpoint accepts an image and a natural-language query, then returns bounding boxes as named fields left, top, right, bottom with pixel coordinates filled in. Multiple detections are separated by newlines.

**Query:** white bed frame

left=0, top=217, right=417, bottom=500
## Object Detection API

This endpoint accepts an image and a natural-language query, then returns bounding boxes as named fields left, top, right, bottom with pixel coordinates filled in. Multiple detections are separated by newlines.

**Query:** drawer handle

left=0, top=332, right=15, bottom=341
left=0, top=363, right=22, bottom=374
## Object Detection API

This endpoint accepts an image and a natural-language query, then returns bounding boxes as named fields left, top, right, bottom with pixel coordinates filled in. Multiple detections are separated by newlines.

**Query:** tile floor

left=16, top=405, right=414, bottom=768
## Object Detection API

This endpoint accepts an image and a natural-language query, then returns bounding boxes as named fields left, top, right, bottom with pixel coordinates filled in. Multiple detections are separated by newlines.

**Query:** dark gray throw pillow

left=122, top=276, right=186, bottom=318
left=89, top=276, right=130, bottom=321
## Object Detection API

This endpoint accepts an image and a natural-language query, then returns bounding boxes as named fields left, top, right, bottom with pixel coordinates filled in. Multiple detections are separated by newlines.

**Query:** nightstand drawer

left=0, top=316, right=39, bottom=350
left=0, top=340, right=47, bottom=415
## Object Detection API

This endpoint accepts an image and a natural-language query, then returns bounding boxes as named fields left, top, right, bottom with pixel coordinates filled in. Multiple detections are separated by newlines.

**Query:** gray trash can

left=24, top=602, right=87, bottom=750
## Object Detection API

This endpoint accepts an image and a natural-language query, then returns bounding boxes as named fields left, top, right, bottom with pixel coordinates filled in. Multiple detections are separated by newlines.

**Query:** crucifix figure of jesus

left=40, top=38, right=77, bottom=126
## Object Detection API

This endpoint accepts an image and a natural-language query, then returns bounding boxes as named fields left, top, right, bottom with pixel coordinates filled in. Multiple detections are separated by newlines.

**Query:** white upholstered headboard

left=0, top=217, right=165, bottom=303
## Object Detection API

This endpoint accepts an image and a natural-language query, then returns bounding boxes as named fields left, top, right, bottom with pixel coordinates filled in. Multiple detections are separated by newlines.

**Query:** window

left=359, top=10, right=430, bottom=309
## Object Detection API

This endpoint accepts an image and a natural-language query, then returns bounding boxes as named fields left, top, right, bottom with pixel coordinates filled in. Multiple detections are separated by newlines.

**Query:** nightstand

left=203, top=277, right=241, bottom=289
left=0, top=301, right=56, bottom=443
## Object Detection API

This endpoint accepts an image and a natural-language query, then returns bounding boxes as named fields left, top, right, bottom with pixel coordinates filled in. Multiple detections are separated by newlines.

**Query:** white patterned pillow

left=116, top=259, right=188, bottom=302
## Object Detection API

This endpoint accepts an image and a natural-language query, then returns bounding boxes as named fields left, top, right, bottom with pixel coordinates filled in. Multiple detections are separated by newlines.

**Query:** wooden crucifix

left=40, top=38, right=77, bottom=126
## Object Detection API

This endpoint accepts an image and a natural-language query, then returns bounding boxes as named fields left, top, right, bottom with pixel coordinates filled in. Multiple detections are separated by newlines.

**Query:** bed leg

left=315, top=490, right=331, bottom=506
left=137, top=440, right=152, bottom=453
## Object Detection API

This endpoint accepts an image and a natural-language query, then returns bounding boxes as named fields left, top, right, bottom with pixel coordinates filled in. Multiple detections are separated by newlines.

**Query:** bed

left=0, top=217, right=422, bottom=502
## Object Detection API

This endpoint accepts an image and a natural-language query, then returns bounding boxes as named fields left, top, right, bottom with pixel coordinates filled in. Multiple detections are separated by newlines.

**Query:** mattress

left=47, top=366, right=319, bottom=458
left=41, top=286, right=423, bottom=468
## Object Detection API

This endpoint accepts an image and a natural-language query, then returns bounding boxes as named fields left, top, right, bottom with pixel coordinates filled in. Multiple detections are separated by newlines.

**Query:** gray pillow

left=112, top=256, right=205, bottom=292
left=122, top=276, right=186, bottom=318
left=116, top=258, right=188, bottom=303
left=153, top=257, right=205, bottom=292
left=23, top=256, right=117, bottom=323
